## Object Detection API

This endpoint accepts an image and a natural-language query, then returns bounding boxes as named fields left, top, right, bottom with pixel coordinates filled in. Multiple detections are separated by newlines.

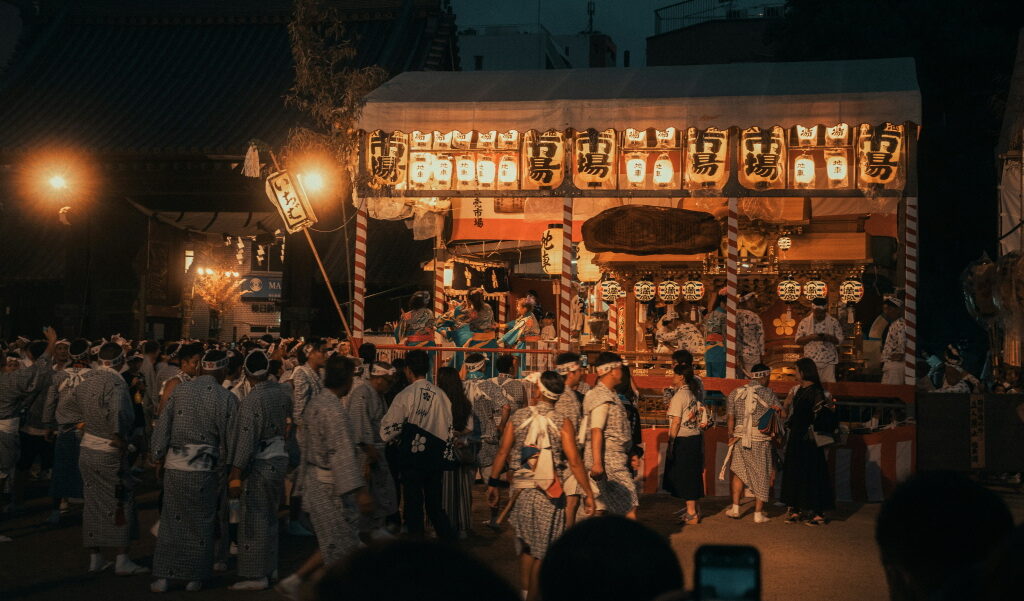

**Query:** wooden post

left=559, top=197, right=573, bottom=352
left=725, top=197, right=739, bottom=379
left=302, top=228, right=354, bottom=341
left=352, top=201, right=367, bottom=347
left=903, top=195, right=918, bottom=386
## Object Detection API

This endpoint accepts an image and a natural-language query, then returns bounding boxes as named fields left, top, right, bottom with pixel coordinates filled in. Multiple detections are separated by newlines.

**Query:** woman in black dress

left=780, top=357, right=835, bottom=525
left=662, top=354, right=706, bottom=525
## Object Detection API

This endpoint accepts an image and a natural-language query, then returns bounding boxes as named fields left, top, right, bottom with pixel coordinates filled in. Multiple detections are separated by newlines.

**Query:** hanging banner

left=857, top=122, right=904, bottom=187
left=522, top=130, right=566, bottom=190
left=739, top=126, right=786, bottom=189
left=365, top=130, right=408, bottom=188
left=574, top=128, right=617, bottom=189
left=265, top=170, right=318, bottom=233
left=685, top=127, right=729, bottom=189
left=540, top=226, right=563, bottom=275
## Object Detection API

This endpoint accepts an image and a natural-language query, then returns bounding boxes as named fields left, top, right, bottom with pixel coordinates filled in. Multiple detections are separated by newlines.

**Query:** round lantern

left=658, top=280, right=681, bottom=302
left=600, top=280, right=622, bottom=302
left=777, top=279, right=801, bottom=302
left=633, top=280, right=656, bottom=302
left=803, top=280, right=828, bottom=299
left=682, top=281, right=705, bottom=302
left=839, top=280, right=865, bottom=304
left=777, top=236, right=792, bottom=251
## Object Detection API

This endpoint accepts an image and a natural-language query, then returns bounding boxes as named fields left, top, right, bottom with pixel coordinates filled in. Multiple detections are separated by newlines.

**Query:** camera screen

left=697, top=566, right=759, bottom=600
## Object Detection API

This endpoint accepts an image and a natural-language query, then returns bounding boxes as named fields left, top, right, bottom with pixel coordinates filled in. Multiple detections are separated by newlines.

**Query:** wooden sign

left=265, top=170, right=317, bottom=234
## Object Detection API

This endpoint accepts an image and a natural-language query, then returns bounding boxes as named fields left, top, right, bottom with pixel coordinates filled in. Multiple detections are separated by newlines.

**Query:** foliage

left=284, top=0, right=387, bottom=171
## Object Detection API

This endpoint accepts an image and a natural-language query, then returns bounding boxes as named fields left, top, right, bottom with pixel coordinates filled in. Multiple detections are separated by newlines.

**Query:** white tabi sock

left=732, top=504, right=741, bottom=513
left=89, top=553, right=105, bottom=572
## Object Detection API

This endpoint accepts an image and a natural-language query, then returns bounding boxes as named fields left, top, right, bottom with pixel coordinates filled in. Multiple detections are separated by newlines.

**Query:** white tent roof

left=358, top=58, right=921, bottom=133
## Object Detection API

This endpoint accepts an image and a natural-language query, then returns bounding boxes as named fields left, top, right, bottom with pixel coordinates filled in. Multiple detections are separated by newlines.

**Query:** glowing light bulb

left=302, top=172, right=324, bottom=192
left=48, top=175, right=68, bottom=190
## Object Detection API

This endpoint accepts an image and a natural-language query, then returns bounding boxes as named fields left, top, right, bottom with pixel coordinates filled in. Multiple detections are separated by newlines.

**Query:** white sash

left=514, top=406, right=558, bottom=492
left=81, top=432, right=118, bottom=453
left=164, top=443, right=219, bottom=472
left=253, top=436, right=288, bottom=460
left=0, top=417, right=19, bottom=435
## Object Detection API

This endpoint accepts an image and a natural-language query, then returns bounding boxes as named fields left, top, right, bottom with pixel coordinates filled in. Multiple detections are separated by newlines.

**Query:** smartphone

left=695, top=545, right=761, bottom=601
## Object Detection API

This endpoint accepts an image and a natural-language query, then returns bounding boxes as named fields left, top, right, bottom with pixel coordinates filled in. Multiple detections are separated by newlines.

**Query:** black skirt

left=662, top=434, right=704, bottom=501
left=779, top=434, right=835, bottom=512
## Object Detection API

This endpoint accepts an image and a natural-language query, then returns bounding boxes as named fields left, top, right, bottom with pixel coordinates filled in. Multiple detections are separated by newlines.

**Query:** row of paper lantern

left=599, top=279, right=864, bottom=304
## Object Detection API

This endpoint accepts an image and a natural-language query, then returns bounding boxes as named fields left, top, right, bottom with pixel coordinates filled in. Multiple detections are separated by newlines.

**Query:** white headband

left=99, top=346, right=125, bottom=368
left=56, top=339, right=69, bottom=346
left=884, top=296, right=903, bottom=307
left=555, top=361, right=580, bottom=375
left=525, top=372, right=561, bottom=401
left=202, top=354, right=229, bottom=371
left=244, top=350, right=270, bottom=376
left=595, top=360, right=623, bottom=375
left=751, top=369, right=771, bottom=379
left=371, top=363, right=397, bottom=377
left=464, top=360, right=486, bottom=373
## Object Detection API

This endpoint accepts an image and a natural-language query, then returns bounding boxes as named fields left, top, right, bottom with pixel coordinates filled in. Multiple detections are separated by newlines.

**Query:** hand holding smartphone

left=695, top=545, right=761, bottom=601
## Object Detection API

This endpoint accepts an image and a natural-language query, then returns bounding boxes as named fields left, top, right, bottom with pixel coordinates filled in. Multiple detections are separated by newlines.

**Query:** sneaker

left=725, top=506, right=741, bottom=519
left=150, top=578, right=169, bottom=593
left=753, top=512, right=770, bottom=524
left=185, top=580, right=202, bottom=592
left=115, top=559, right=150, bottom=576
left=275, top=574, right=303, bottom=600
left=0, top=535, right=13, bottom=543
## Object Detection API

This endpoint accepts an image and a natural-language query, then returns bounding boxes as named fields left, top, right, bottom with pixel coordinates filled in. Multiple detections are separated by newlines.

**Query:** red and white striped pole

left=352, top=202, right=367, bottom=347
left=725, top=197, right=739, bottom=379
left=559, top=197, right=573, bottom=352
left=433, top=254, right=445, bottom=318
left=498, top=293, right=507, bottom=324
left=903, top=196, right=918, bottom=386
left=607, top=298, right=618, bottom=349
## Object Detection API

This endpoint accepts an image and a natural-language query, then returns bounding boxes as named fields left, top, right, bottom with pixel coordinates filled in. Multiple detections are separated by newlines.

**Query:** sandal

left=684, top=513, right=701, bottom=526
left=784, top=512, right=801, bottom=524
left=804, top=516, right=827, bottom=526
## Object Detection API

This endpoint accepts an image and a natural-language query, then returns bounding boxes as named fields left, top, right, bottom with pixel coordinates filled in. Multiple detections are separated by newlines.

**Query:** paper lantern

left=777, top=236, right=792, bottom=251
left=410, top=131, right=432, bottom=150
left=409, top=153, right=432, bottom=186
left=498, top=155, right=518, bottom=184
left=476, top=155, right=496, bottom=187
left=839, top=280, right=865, bottom=304
left=452, top=130, right=473, bottom=148
left=365, top=130, right=408, bottom=188
left=432, top=155, right=453, bottom=187
left=685, top=127, right=728, bottom=189
left=825, top=123, right=850, bottom=146
left=658, top=280, right=681, bottom=302
left=522, top=130, right=565, bottom=189
left=857, top=122, right=904, bottom=186
left=682, top=281, right=705, bottom=302
left=634, top=280, right=656, bottom=302
left=739, top=126, right=786, bottom=189
left=825, top=149, right=849, bottom=188
left=793, top=154, right=816, bottom=188
left=573, top=128, right=617, bottom=189
left=624, top=128, right=646, bottom=148
left=476, top=130, right=497, bottom=149
left=456, top=156, right=475, bottom=186
left=600, top=280, right=622, bottom=302
left=654, top=128, right=677, bottom=148
left=497, top=130, right=520, bottom=150
left=653, top=153, right=674, bottom=187
left=777, top=279, right=801, bottom=302
left=431, top=130, right=454, bottom=149
left=803, top=280, right=828, bottom=299
left=540, top=227, right=563, bottom=275
left=796, top=125, right=819, bottom=146
left=576, top=241, right=601, bottom=282
left=625, top=153, right=646, bottom=185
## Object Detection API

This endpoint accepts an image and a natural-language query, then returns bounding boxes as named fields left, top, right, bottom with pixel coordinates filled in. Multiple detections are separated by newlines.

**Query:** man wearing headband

left=53, top=339, right=71, bottom=370
left=155, top=342, right=184, bottom=401
left=737, top=292, right=765, bottom=378
left=291, top=338, right=327, bottom=434
left=14, top=338, right=57, bottom=491
left=150, top=349, right=237, bottom=592
left=460, top=353, right=508, bottom=528
left=553, top=352, right=590, bottom=527
left=157, top=342, right=202, bottom=416
left=581, top=352, right=639, bottom=518
left=41, top=339, right=91, bottom=526
left=341, top=361, right=399, bottom=539
left=226, top=350, right=292, bottom=591
left=880, top=296, right=906, bottom=385
left=794, top=297, right=844, bottom=383
left=494, top=353, right=528, bottom=427
left=486, top=370, right=594, bottom=601
left=277, top=355, right=375, bottom=597
left=0, top=326, right=57, bottom=542
left=725, top=363, right=778, bottom=523
left=73, top=341, right=148, bottom=574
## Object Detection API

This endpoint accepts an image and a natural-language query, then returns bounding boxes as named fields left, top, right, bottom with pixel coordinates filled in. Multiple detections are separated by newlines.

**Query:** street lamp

left=48, top=174, right=68, bottom=190
left=300, top=171, right=325, bottom=193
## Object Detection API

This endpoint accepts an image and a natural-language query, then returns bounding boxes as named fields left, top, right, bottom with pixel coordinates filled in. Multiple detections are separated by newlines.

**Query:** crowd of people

left=0, top=310, right=1018, bottom=601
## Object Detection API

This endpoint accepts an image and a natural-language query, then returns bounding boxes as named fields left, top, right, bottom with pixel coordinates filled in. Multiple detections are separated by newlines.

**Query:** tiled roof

left=0, top=0, right=458, bottom=157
